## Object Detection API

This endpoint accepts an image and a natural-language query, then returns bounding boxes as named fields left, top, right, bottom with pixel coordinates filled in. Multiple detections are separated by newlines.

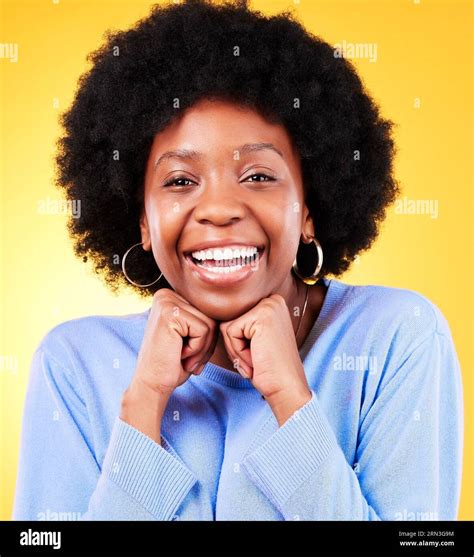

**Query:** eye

left=163, top=176, right=195, bottom=188
left=244, top=173, right=276, bottom=183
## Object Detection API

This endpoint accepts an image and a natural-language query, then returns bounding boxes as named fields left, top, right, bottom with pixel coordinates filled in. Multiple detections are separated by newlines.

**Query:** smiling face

left=140, top=98, right=315, bottom=321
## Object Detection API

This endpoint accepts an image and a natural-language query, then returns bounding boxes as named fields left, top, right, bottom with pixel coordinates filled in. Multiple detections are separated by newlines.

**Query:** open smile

left=183, top=245, right=265, bottom=286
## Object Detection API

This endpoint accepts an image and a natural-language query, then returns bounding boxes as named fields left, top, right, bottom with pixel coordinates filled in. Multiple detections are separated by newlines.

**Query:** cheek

left=263, top=206, right=301, bottom=274
left=146, top=201, right=183, bottom=268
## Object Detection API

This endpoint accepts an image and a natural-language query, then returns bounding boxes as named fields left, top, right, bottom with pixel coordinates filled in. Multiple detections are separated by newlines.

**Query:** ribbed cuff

left=242, top=391, right=338, bottom=510
left=102, top=417, right=197, bottom=520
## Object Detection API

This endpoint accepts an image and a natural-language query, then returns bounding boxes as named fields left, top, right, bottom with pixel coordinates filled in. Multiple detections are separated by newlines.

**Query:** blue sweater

left=12, top=278, right=464, bottom=521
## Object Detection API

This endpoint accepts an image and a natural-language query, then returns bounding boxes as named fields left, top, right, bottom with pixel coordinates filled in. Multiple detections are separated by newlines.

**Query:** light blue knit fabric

left=12, top=278, right=464, bottom=521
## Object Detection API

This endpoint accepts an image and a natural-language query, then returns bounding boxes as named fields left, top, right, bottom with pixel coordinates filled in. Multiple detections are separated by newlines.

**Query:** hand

left=121, top=288, right=218, bottom=443
left=219, top=294, right=312, bottom=425
left=132, top=288, right=219, bottom=398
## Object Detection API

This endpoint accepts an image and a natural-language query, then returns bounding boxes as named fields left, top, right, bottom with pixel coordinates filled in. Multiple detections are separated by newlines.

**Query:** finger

left=171, top=291, right=217, bottom=330
left=221, top=322, right=253, bottom=378
left=165, top=307, right=213, bottom=373
left=181, top=322, right=218, bottom=367
left=228, top=320, right=255, bottom=372
left=219, top=325, right=237, bottom=369
left=186, top=320, right=220, bottom=376
left=157, top=288, right=217, bottom=334
left=200, top=325, right=220, bottom=366
left=166, top=294, right=218, bottom=360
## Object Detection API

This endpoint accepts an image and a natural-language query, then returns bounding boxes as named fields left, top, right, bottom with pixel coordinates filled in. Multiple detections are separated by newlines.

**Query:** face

left=140, top=98, right=315, bottom=321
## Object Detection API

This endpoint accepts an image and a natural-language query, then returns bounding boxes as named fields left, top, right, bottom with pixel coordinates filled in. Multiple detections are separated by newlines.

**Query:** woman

left=13, top=0, right=463, bottom=521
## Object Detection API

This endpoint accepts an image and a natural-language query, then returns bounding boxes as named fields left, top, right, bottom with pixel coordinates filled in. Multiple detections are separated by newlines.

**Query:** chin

left=192, top=295, right=259, bottom=322
left=199, top=304, right=247, bottom=322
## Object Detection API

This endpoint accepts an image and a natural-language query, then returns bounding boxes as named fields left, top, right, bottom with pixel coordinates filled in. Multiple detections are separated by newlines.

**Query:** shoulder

left=328, top=279, right=454, bottom=347
left=34, top=309, right=150, bottom=373
left=326, top=280, right=461, bottom=402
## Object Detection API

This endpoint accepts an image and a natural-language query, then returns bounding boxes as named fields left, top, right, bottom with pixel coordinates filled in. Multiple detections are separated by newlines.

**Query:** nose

left=192, top=181, right=246, bottom=226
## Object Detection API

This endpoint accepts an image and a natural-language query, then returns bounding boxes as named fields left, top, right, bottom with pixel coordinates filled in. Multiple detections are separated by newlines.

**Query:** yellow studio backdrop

left=0, top=0, right=472, bottom=521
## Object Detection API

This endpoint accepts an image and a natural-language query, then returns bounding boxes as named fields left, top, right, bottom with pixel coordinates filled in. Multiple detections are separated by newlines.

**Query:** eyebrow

left=153, top=142, right=284, bottom=170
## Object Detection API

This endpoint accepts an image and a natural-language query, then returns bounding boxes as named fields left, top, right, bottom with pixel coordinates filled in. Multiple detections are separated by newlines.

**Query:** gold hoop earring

left=122, top=242, right=162, bottom=288
left=292, top=236, right=323, bottom=286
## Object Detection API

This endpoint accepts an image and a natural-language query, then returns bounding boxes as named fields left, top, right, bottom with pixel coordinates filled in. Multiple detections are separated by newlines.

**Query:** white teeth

left=191, top=246, right=258, bottom=261
left=203, top=264, right=243, bottom=274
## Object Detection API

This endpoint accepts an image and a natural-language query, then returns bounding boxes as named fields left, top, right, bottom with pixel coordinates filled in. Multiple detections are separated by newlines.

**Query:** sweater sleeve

left=241, top=330, right=464, bottom=520
left=12, top=346, right=197, bottom=521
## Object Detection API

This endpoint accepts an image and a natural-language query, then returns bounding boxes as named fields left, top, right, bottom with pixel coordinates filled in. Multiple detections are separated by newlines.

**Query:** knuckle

left=164, top=317, right=178, bottom=332
left=153, top=287, right=170, bottom=301
left=269, top=293, right=285, bottom=305
left=259, top=304, right=274, bottom=319
left=160, top=302, right=178, bottom=319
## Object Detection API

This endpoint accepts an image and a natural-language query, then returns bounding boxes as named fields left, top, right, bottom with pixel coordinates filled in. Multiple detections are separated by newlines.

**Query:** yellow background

left=1, top=0, right=472, bottom=520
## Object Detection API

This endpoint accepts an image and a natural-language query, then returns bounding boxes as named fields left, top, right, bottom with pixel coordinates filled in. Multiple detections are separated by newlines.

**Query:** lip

left=183, top=247, right=265, bottom=286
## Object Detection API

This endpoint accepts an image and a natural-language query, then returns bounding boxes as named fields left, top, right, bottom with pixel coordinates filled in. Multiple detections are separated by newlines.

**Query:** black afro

left=55, top=0, right=399, bottom=298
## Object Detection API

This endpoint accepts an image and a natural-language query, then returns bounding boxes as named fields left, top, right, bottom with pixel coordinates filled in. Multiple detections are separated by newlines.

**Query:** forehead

left=148, top=98, right=300, bottom=164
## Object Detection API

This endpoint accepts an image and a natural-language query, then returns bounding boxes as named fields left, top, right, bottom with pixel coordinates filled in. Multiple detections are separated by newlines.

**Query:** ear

left=139, top=210, right=152, bottom=251
left=301, top=205, right=315, bottom=244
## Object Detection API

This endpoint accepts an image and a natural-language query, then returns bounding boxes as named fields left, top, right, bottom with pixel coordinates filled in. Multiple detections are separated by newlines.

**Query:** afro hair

left=55, top=0, right=399, bottom=298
